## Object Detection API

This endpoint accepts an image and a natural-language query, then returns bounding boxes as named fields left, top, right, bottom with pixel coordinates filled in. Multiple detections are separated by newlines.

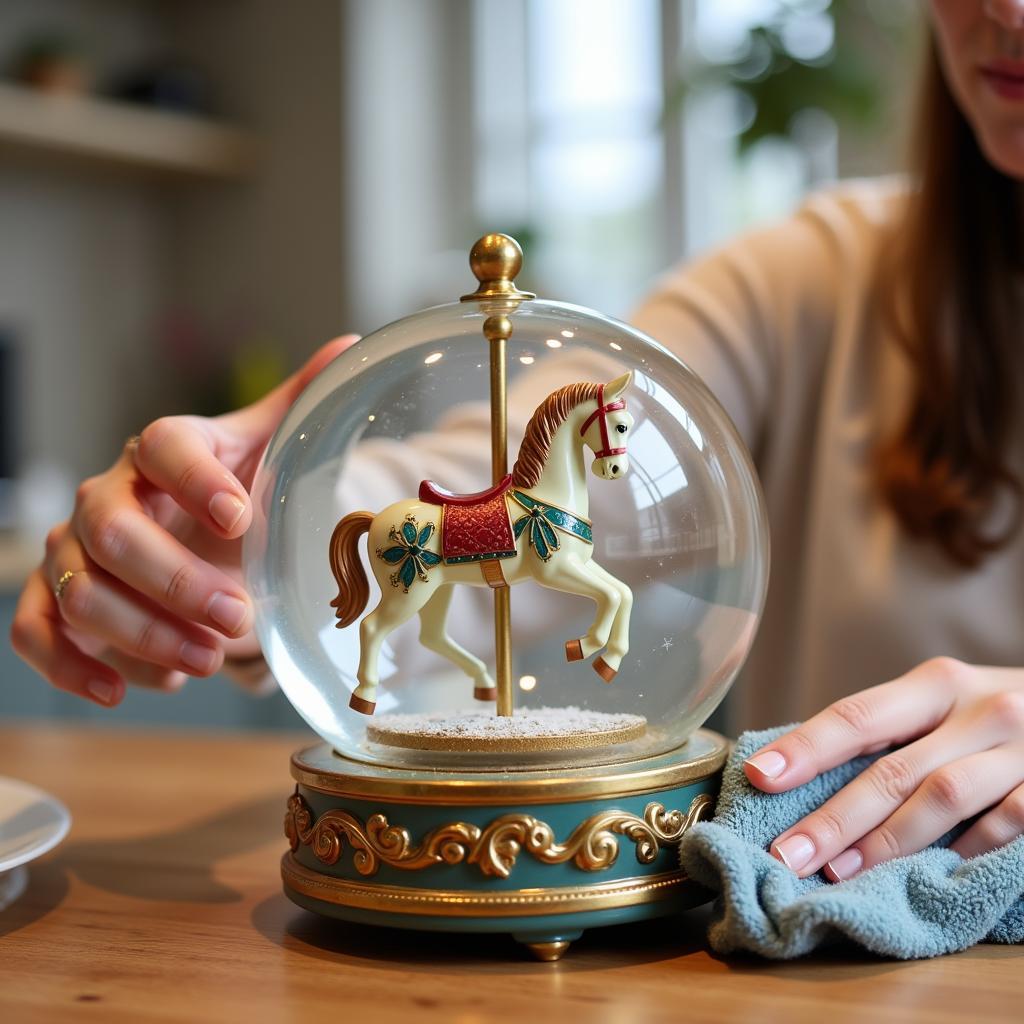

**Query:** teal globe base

left=281, top=729, right=728, bottom=961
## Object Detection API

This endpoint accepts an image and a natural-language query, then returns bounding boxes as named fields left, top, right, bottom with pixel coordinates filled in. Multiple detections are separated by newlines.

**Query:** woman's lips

left=980, top=62, right=1024, bottom=100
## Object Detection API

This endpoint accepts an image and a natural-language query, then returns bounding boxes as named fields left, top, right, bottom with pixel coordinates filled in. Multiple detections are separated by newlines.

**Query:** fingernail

left=826, top=848, right=863, bottom=882
left=88, top=679, right=116, bottom=705
left=180, top=641, right=219, bottom=674
left=745, top=750, right=787, bottom=779
left=210, top=492, right=246, bottom=532
left=772, top=833, right=815, bottom=872
left=208, top=592, right=249, bottom=635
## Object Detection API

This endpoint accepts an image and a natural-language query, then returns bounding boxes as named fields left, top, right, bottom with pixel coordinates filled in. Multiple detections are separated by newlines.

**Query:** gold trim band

left=291, top=729, right=729, bottom=805
left=284, top=791, right=712, bottom=878
left=282, top=853, right=699, bottom=918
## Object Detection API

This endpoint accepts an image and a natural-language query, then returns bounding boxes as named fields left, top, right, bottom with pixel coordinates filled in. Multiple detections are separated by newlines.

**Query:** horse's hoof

left=348, top=693, right=377, bottom=715
left=474, top=686, right=498, bottom=701
left=593, top=657, right=617, bottom=683
left=565, top=639, right=584, bottom=662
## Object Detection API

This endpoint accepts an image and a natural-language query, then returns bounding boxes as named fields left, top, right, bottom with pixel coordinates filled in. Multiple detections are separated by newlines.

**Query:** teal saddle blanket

left=677, top=725, right=1024, bottom=959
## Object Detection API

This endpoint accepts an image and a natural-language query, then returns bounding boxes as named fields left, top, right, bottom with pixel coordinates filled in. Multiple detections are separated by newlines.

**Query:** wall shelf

left=0, top=82, right=257, bottom=180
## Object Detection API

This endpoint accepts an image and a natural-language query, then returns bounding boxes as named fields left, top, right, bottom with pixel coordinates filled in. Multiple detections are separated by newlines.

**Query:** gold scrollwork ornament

left=284, top=790, right=713, bottom=879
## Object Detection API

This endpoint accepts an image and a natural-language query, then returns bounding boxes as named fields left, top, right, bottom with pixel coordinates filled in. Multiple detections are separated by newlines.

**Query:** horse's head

left=580, top=371, right=634, bottom=480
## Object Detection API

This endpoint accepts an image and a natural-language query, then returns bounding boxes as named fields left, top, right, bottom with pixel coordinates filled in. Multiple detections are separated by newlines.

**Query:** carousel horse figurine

left=328, top=371, right=635, bottom=715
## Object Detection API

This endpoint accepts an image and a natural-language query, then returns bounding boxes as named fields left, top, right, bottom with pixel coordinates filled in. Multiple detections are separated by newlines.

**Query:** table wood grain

left=0, top=724, right=1020, bottom=1023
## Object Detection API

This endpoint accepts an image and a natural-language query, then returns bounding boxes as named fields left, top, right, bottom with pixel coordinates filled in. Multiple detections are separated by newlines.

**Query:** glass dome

left=244, top=252, right=768, bottom=772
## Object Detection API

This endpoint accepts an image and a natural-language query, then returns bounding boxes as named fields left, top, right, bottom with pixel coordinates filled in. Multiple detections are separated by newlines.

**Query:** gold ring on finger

left=55, top=570, right=78, bottom=600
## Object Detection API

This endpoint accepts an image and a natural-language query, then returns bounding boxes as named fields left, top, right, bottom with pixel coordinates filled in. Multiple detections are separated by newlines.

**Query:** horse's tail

left=329, top=511, right=374, bottom=628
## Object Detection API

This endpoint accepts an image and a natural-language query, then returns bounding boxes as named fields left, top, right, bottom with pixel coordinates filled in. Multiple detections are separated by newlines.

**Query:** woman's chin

left=977, top=128, right=1024, bottom=181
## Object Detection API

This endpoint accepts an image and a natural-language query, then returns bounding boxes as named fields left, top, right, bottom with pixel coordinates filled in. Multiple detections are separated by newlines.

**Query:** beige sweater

left=631, top=178, right=1024, bottom=731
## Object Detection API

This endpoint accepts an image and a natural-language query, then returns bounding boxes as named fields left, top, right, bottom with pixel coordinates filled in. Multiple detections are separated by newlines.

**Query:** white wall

left=341, top=0, right=477, bottom=333
left=165, top=0, right=347, bottom=357
left=0, top=164, right=168, bottom=479
left=0, top=0, right=349, bottom=487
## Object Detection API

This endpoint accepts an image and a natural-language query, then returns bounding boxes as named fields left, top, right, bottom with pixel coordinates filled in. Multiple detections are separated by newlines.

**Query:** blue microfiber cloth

left=678, top=725, right=1024, bottom=959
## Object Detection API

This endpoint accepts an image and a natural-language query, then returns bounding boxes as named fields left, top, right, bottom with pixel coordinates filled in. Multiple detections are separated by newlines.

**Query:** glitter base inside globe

left=365, top=706, right=647, bottom=752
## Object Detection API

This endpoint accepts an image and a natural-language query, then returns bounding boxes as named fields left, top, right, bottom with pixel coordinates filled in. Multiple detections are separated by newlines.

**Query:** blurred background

left=0, top=0, right=919, bottom=730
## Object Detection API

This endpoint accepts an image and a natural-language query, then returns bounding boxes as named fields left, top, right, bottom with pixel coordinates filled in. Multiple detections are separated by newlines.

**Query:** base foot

left=526, top=939, right=572, bottom=962
left=593, top=656, right=616, bottom=683
left=348, top=694, right=377, bottom=716
left=473, top=686, right=498, bottom=702
left=564, top=638, right=584, bottom=662
left=513, top=929, right=583, bottom=961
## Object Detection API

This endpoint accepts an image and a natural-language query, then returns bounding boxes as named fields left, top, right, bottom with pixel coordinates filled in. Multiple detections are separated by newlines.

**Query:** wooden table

left=0, top=725, right=1020, bottom=1023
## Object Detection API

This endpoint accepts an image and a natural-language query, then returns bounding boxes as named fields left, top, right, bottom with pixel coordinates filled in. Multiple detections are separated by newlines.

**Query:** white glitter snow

left=369, top=705, right=646, bottom=740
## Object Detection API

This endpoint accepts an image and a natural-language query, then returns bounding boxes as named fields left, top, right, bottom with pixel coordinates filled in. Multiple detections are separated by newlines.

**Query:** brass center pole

left=462, top=233, right=534, bottom=720
left=484, top=314, right=514, bottom=717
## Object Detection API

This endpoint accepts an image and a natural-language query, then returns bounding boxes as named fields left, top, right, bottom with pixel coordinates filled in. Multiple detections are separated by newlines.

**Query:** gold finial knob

left=470, top=234, right=522, bottom=285
left=461, top=233, right=535, bottom=303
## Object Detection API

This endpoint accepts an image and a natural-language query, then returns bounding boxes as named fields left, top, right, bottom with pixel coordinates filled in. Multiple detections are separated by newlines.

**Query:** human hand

left=742, top=658, right=1024, bottom=881
left=10, top=336, right=358, bottom=706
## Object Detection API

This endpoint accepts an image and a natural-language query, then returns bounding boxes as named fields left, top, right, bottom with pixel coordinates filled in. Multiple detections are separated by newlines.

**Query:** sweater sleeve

left=629, top=197, right=847, bottom=460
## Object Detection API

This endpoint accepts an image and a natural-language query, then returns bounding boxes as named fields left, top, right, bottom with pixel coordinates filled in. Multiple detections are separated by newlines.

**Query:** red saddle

left=418, top=474, right=513, bottom=506
left=417, top=475, right=516, bottom=565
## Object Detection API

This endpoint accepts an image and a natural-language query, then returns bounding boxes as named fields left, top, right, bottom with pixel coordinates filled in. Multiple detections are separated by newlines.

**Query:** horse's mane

left=511, top=381, right=602, bottom=489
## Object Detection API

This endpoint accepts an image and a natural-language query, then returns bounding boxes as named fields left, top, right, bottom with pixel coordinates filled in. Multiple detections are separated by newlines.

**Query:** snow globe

left=244, top=234, right=769, bottom=960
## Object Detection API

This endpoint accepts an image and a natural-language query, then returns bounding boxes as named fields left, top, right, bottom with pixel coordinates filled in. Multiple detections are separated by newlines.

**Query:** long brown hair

left=875, top=39, right=1023, bottom=567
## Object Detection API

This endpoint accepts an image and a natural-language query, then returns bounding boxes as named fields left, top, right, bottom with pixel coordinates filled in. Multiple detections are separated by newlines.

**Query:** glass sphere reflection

left=244, top=298, right=768, bottom=769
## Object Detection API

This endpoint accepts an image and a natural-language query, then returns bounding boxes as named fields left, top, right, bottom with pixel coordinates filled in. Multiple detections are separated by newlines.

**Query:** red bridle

left=579, top=384, right=627, bottom=459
